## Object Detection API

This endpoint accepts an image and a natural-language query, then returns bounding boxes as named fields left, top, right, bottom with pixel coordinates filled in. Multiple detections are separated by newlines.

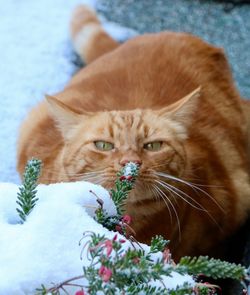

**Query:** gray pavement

left=97, top=0, right=250, bottom=99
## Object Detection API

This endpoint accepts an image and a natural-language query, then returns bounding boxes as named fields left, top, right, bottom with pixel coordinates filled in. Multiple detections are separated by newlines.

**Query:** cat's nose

left=120, top=158, right=142, bottom=167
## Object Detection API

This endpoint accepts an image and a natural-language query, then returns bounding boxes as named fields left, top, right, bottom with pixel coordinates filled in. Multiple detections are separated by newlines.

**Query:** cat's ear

left=45, top=94, right=87, bottom=140
left=158, top=87, right=201, bottom=125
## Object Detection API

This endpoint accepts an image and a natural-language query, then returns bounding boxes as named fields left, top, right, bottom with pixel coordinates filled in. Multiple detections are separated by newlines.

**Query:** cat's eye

left=143, top=141, right=162, bottom=151
left=94, top=141, right=114, bottom=151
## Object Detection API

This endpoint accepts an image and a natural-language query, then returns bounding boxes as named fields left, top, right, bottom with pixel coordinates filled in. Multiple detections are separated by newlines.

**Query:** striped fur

left=17, top=5, right=250, bottom=260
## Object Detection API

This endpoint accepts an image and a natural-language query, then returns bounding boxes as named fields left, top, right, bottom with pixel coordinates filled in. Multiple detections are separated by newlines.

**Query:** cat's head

left=46, top=88, right=200, bottom=199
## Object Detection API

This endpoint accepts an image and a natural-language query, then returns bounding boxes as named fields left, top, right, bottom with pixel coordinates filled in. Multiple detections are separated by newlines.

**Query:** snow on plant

left=16, top=158, right=42, bottom=223
left=95, top=161, right=138, bottom=235
left=12, top=160, right=250, bottom=294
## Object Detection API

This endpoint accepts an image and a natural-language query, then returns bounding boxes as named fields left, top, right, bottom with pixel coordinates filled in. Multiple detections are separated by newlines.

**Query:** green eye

left=144, top=141, right=162, bottom=151
left=94, top=141, right=114, bottom=151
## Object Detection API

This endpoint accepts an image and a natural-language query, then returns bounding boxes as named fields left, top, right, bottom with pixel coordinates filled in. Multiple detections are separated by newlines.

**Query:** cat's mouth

left=100, top=171, right=160, bottom=200
left=79, top=168, right=191, bottom=204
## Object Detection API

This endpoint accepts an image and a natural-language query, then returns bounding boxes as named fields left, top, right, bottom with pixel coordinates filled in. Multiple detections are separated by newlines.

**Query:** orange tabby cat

left=17, top=5, right=250, bottom=260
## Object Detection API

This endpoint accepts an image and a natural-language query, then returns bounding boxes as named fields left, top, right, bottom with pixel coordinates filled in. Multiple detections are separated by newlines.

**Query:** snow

left=149, top=273, right=194, bottom=290
left=0, top=0, right=193, bottom=293
left=0, top=181, right=116, bottom=294
left=123, top=162, right=138, bottom=177
left=0, top=181, right=194, bottom=294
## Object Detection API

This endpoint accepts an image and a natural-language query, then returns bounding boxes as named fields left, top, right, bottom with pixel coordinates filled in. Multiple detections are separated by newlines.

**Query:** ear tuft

left=45, top=94, right=82, bottom=140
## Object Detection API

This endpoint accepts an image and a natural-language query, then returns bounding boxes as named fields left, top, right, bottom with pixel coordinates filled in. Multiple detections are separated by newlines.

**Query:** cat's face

left=46, top=88, right=200, bottom=199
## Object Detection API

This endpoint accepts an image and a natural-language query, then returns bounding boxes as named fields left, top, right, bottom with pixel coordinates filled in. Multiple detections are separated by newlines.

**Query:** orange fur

left=17, top=5, right=250, bottom=260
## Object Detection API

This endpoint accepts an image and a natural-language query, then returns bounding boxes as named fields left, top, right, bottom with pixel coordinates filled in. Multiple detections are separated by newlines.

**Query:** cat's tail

left=70, top=5, right=119, bottom=64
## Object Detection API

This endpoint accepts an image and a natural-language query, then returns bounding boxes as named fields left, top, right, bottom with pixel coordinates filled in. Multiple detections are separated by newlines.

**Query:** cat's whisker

left=155, top=172, right=225, bottom=213
left=144, top=182, right=157, bottom=200
left=150, top=185, right=160, bottom=202
left=148, top=165, right=223, bottom=188
left=40, top=168, right=106, bottom=178
left=81, top=178, right=102, bottom=184
left=35, top=175, right=103, bottom=185
left=153, top=184, right=181, bottom=242
left=156, top=179, right=223, bottom=231
left=81, top=174, right=105, bottom=183
left=159, top=181, right=179, bottom=206
left=149, top=163, right=170, bottom=171
left=31, top=177, right=67, bottom=183
left=159, top=179, right=209, bottom=212
left=155, top=180, right=205, bottom=212
left=76, top=171, right=106, bottom=177
left=153, top=184, right=173, bottom=224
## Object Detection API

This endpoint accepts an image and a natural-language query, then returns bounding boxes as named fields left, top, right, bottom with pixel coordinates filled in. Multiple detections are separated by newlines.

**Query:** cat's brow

left=112, top=111, right=144, bottom=130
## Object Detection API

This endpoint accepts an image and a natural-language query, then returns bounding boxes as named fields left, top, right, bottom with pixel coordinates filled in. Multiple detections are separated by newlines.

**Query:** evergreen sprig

left=111, top=162, right=139, bottom=215
left=81, top=233, right=194, bottom=295
left=150, top=235, right=170, bottom=253
left=95, top=162, right=139, bottom=229
left=178, top=256, right=246, bottom=280
left=79, top=234, right=249, bottom=295
left=16, top=158, right=42, bottom=223
left=126, top=282, right=193, bottom=295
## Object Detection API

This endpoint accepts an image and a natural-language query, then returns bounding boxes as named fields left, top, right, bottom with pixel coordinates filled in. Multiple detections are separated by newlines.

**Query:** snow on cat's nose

left=120, top=157, right=142, bottom=167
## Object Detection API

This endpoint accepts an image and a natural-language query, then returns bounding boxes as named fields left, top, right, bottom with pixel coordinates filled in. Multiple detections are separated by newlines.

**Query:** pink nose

left=120, top=158, right=142, bottom=167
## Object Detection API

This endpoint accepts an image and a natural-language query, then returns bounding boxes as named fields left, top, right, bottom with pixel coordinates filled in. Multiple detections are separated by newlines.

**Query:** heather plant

left=38, top=231, right=248, bottom=295
left=16, top=158, right=42, bottom=223
left=16, top=160, right=250, bottom=294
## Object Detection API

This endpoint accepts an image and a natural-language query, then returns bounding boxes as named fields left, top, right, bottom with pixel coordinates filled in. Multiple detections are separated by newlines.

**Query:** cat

left=17, top=4, right=250, bottom=261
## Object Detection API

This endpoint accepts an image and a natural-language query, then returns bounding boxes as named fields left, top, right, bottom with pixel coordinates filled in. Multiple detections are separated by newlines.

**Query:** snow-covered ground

left=0, top=181, right=116, bottom=294
left=0, top=180, right=194, bottom=294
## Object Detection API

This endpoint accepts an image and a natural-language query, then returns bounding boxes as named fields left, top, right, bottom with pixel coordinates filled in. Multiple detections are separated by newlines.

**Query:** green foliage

left=150, top=235, right=169, bottom=253
left=178, top=256, right=246, bottom=280
left=77, top=233, right=249, bottom=295
left=35, top=285, right=48, bottom=295
left=82, top=233, right=193, bottom=295
left=126, top=283, right=193, bottom=295
left=16, top=158, right=42, bottom=223
left=111, top=162, right=139, bottom=215
left=95, top=162, right=139, bottom=231
left=94, top=207, right=119, bottom=230
left=35, top=161, right=249, bottom=294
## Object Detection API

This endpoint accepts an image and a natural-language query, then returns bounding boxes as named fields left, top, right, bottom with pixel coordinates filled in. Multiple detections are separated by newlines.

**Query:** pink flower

left=119, top=175, right=126, bottom=181
left=122, top=214, right=132, bottom=224
left=119, top=238, right=126, bottom=244
left=133, top=257, right=140, bottom=264
left=119, top=175, right=133, bottom=181
left=126, top=175, right=133, bottom=181
left=115, top=225, right=123, bottom=233
left=98, top=265, right=112, bottom=282
left=104, top=240, right=113, bottom=257
left=112, top=234, right=118, bottom=241
left=75, top=290, right=85, bottom=295
left=162, top=248, right=171, bottom=264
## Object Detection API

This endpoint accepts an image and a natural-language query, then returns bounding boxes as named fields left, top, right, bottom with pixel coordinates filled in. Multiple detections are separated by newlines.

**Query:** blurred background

left=96, top=0, right=250, bottom=99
